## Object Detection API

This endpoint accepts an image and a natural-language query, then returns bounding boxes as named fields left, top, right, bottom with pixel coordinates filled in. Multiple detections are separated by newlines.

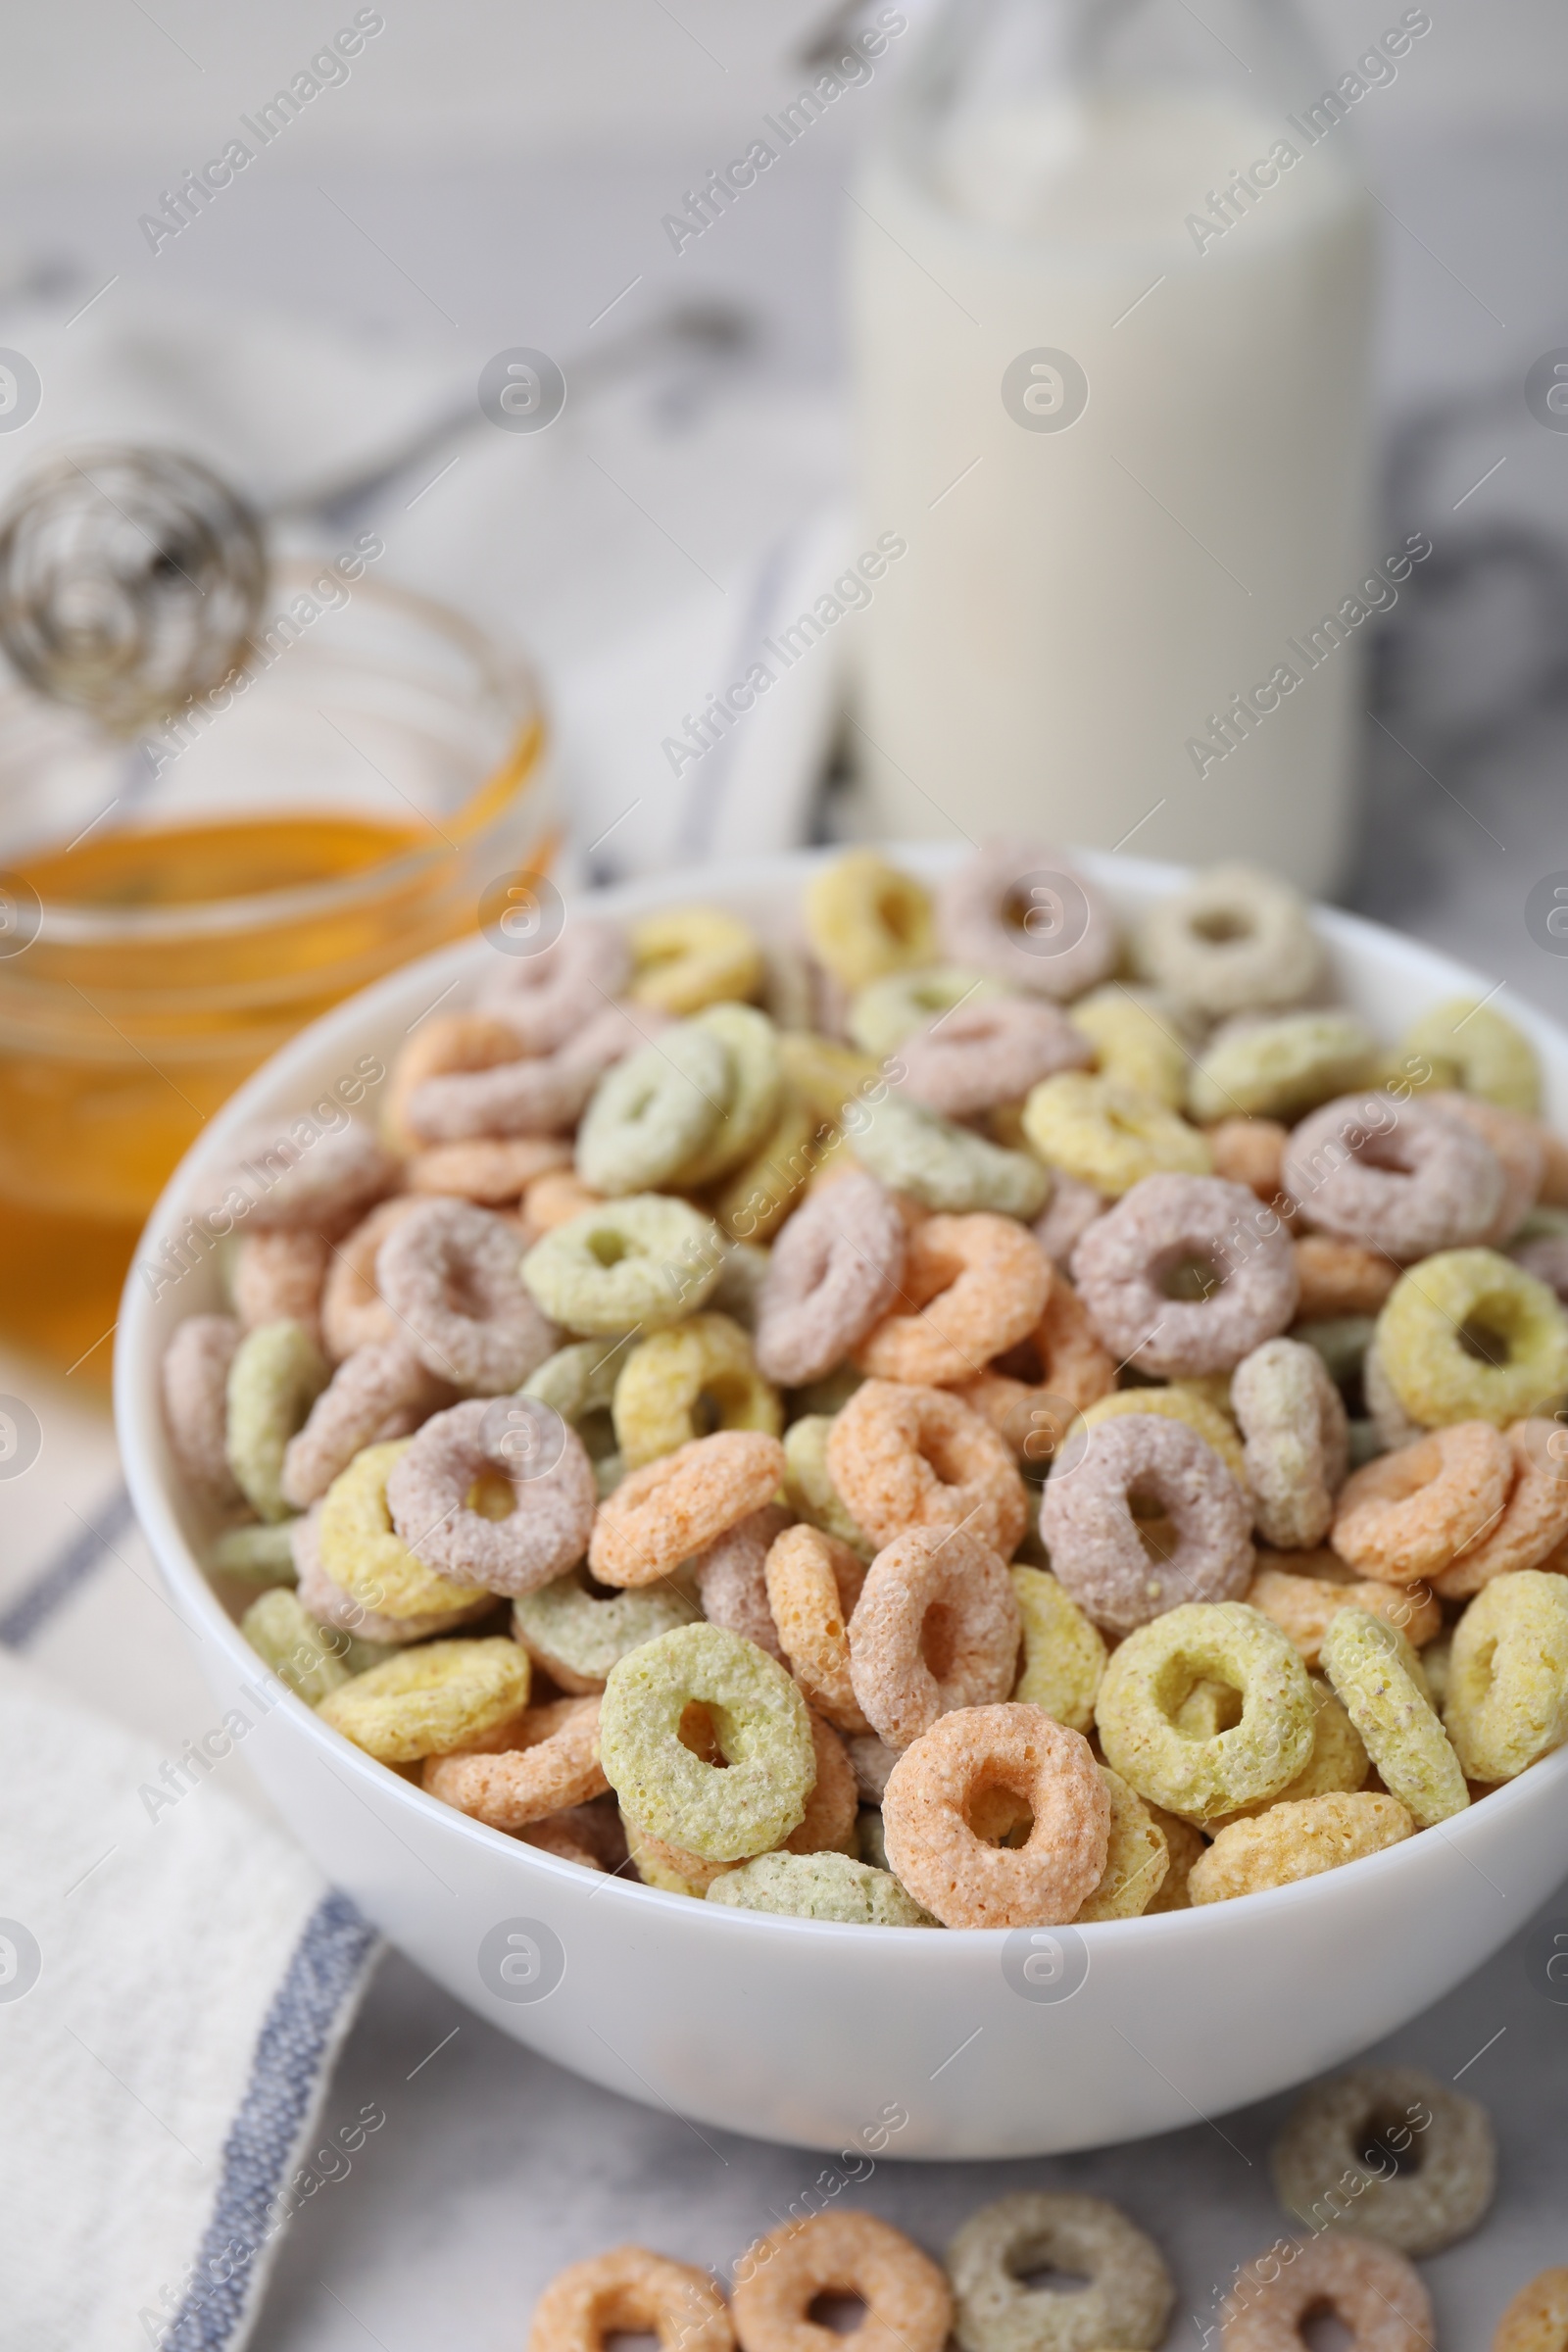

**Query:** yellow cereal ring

left=1145, top=1804, right=1207, bottom=1911
left=1075, top=1765, right=1169, bottom=1920
left=1078, top=1384, right=1249, bottom=1491
left=1095, top=1600, right=1315, bottom=1820
left=804, top=850, right=937, bottom=989
left=629, top=906, right=763, bottom=1014
left=1400, top=998, right=1542, bottom=1114
left=1188, top=1011, right=1379, bottom=1126
left=710, top=1086, right=825, bottom=1243
left=848, top=966, right=1002, bottom=1057
left=1321, top=1608, right=1468, bottom=1827
left=1009, top=1565, right=1106, bottom=1734
left=225, top=1319, right=329, bottom=1522
left=1069, top=986, right=1191, bottom=1108
left=612, top=1313, right=782, bottom=1468
left=1375, top=1250, right=1568, bottom=1428
left=1445, top=1569, right=1568, bottom=1784
left=1207, top=1677, right=1367, bottom=1827
left=675, top=1004, right=784, bottom=1187
left=1189, top=1791, right=1413, bottom=1904
left=1022, top=1073, right=1212, bottom=1198
left=777, top=1032, right=881, bottom=1124
left=318, top=1638, right=531, bottom=1763
left=783, top=1415, right=873, bottom=1556
left=317, top=1440, right=491, bottom=1619
left=621, top=1809, right=734, bottom=1897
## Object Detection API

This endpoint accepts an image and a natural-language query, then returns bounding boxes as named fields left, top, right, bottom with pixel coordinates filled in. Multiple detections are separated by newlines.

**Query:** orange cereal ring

left=828, top=1379, right=1028, bottom=1558
left=1207, top=1117, right=1289, bottom=1202
left=1331, top=1422, right=1514, bottom=1583
left=407, top=1136, right=572, bottom=1203
left=854, top=1213, right=1052, bottom=1388
left=847, top=1528, right=1022, bottom=1748
left=1294, top=1234, right=1399, bottom=1321
left=1494, top=2268, right=1568, bottom=2352
left=423, top=1695, right=607, bottom=1830
left=526, top=1169, right=608, bottom=1230
left=957, top=1280, right=1118, bottom=1464
left=588, top=1431, right=787, bottom=1589
left=320, top=1195, right=429, bottom=1358
left=384, top=1011, right=522, bottom=1153
left=764, top=1524, right=870, bottom=1734
left=528, top=2245, right=734, bottom=2352
left=1248, top=1561, right=1442, bottom=1667
left=233, top=1229, right=331, bottom=1346
left=732, top=2213, right=952, bottom=2352
left=881, top=1702, right=1110, bottom=1929
left=1219, top=2231, right=1432, bottom=2350
left=1432, top=1417, right=1568, bottom=1598
left=784, top=1712, right=859, bottom=1855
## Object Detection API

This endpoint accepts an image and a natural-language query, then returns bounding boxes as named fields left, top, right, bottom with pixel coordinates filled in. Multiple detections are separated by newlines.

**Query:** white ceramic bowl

left=117, top=846, right=1568, bottom=2160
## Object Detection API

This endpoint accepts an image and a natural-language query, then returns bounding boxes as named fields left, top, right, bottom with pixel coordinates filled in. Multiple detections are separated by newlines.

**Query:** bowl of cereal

left=116, top=843, right=1568, bottom=2158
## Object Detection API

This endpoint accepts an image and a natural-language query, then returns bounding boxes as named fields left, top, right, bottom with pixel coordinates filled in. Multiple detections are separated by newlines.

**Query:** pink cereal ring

left=854, top=1211, right=1052, bottom=1388
left=385, top=1396, right=596, bottom=1596
left=1219, top=2232, right=1433, bottom=2351
left=828, top=1379, right=1028, bottom=1557
left=161, top=1313, right=244, bottom=1507
left=1283, top=1092, right=1505, bottom=1262
left=475, top=915, right=633, bottom=1053
left=847, top=1527, right=1022, bottom=1747
left=1071, top=1172, right=1299, bottom=1377
left=233, top=1229, right=331, bottom=1346
left=201, top=1116, right=398, bottom=1234
left=1032, top=1171, right=1107, bottom=1272
left=881, top=1702, right=1111, bottom=1929
left=690, top=1502, right=793, bottom=1663
left=936, top=838, right=1120, bottom=1002
left=280, top=1340, right=449, bottom=1509
left=899, top=996, right=1093, bottom=1118
left=293, top=1503, right=489, bottom=1642
left=1430, top=1091, right=1546, bottom=1248
left=406, top=1003, right=661, bottom=1144
left=375, top=1197, right=559, bottom=1392
left=754, top=1169, right=906, bottom=1387
left=589, top=1431, right=788, bottom=1589
left=1039, top=1412, right=1254, bottom=1635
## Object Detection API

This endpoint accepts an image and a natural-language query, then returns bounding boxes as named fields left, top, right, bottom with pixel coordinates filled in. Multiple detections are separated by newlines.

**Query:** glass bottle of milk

left=848, top=0, right=1377, bottom=890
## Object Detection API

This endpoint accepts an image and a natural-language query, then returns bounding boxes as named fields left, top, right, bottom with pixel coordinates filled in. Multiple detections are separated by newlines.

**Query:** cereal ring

left=384, top=1011, right=525, bottom=1151
left=1076, top=1766, right=1171, bottom=1920
left=522, top=1336, right=631, bottom=1461
left=422, top=1693, right=608, bottom=1824
left=1070, top=1174, right=1298, bottom=1377
left=408, top=1003, right=653, bottom=1145
left=209, top=1521, right=300, bottom=1584
left=1218, top=2232, right=1432, bottom=2349
left=476, top=913, right=632, bottom=1053
left=1375, top=1249, right=1568, bottom=1428
left=1023, top=1073, right=1212, bottom=1199
left=1272, top=2065, right=1495, bottom=2255
left=754, top=1171, right=906, bottom=1387
left=374, top=1198, right=558, bottom=1393
left=671, top=1004, right=784, bottom=1187
left=319, top=1195, right=427, bottom=1357
left=527, top=2244, right=732, bottom=2352
left=590, top=1431, right=786, bottom=1589
left=162, top=1313, right=244, bottom=1507
left=317, top=1440, right=492, bottom=1618
left=1189, top=1012, right=1378, bottom=1127
left=525, top=1169, right=606, bottom=1231
left=896, top=996, right=1091, bottom=1120
left=1069, top=985, right=1191, bottom=1109
left=232, top=1228, right=330, bottom=1344
left=523, top=1197, right=725, bottom=1336
left=1146, top=1805, right=1206, bottom=1912
left=957, top=1287, right=1117, bottom=1464
left=848, top=966, right=1003, bottom=1058
left=1136, top=863, right=1322, bottom=1017
left=1009, top=1566, right=1107, bottom=1734
left=829, top=1380, right=1028, bottom=1558
left=881, top=1703, right=1110, bottom=1928
left=225, top=1319, right=329, bottom=1521
left=512, top=1566, right=700, bottom=1691
left=783, top=1711, right=859, bottom=1856
left=279, top=1341, right=446, bottom=1510
left=240, top=1589, right=362, bottom=1702
left=600, top=1622, right=814, bottom=1861
left=1094, top=1600, right=1314, bottom=1819
left=1032, top=1171, right=1105, bottom=1270
left=1041, top=1416, right=1254, bottom=1637
left=1076, top=1384, right=1248, bottom=1490
left=1321, top=1610, right=1467, bottom=1827
left=630, top=905, right=763, bottom=1013
left=1191, top=1790, right=1413, bottom=1905
left=707, top=1849, right=934, bottom=1924
left=783, top=1416, right=872, bottom=1556
left=1513, top=1231, right=1568, bottom=1305
left=575, top=1022, right=730, bottom=1195
left=318, top=1637, right=531, bottom=1763
left=779, top=1032, right=881, bottom=1123
left=623, top=1811, right=735, bottom=1896
left=1247, top=1562, right=1441, bottom=1667
left=1445, top=1569, right=1568, bottom=1783
left=407, top=1136, right=572, bottom=1204
left=805, top=853, right=938, bottom=991
left=1283, top=1093, right=1504, bottom=1261
left=1293, top=1236, right=1398, bottom=1321
left=1431, top=1093, right=1546, bottom=1247
left=856, top=1214, right=1052, bottom=1388
left=765, top=1524, right=870, bottom=1732
left=1208, top=1116, right=1289, bottom=1201
left=612, top=1313, right=781, bottom=1469
left=849, top=1094, right=1049, bottom=1219
left=689, top=1502, right=793, bottom=1664
left=711, top=1091, right=826, bottom=1249
left=935, top=840, right=1119, bottom=1002
left=385, top=1397, right=596, bottom=1597
left=847, top=1528, right=1020, bottom=1748
left=1401, top=997, right=1541, bottom=1114
left=948, top=2191, right=1174, bottom=2352
left=1494, top=2269, right=1568, bottom=2352
left=293, top=1500, right=488, bottom=1642
left=1232, top=1338, right=1348, bottom=1548
left=1332, top=1422, right=1517, bottom=1581
left=734, top=2212, right=951, bottom=2352
left=1432, top=1419, right=1568, bottom=1597
left=1206, top=1676, right=1367, bottom=1827
left=202, top=1114, right=398, bottom=1234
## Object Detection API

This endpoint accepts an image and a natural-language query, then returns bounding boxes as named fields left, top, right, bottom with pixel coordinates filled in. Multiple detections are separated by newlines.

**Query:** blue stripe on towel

left=0, top=1484, right=133, bottom=1649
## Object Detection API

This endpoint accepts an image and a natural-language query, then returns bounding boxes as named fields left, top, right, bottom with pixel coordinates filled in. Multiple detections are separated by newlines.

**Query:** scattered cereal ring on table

left=423, top=1693, right=609, bottom=1826
left=600, top=1621, right=815, bottom=1862
left=753, top=1168, right=906, bottom=1387
left=734, top=2213, right=951, bottom=2352
left=522, top=1196, right=726, bottom=1335
left=513, top=1565, right=700, bottom=1691
left=474, top=914, right=632, bottom=1053
left=1206, top=1115, right=1289, bottom=1202
left=202, top=1114, right=398, bottom=1234
left=783, top=1414, right=873, bottom=1556
left=935, top=839, right=1119, bottom=1001
left=1493, top=2268, right=1568, bottom=2352
left=162, top=1312, right=243, bottom=1507
left=848, top=1093, right=1050, bottom=1218
left=1190, top=1791, right=1414, bottom=1906
left=406, top=1135, right=572, bottom=1204
left=1218, top=2231, right=1432, bottom=2351
left=575, top=1021, right=730, bottom=1195
left=805, top=851, right=938, bottom=990
left=318, top=1637, right=532, bottom=1764
left=1070, top=1173, right=1298, bottom=1378
left=1444, top=1569, right=1568, bottom=1784
left=707, top=1849, right=935, bottom=1924
left=828, top=1379, right=1028, bottom=1558
left=317, top=1439, right=492, bottom=1619
left=1023, top=1072, right=1212, bottom=1199
left=611, top=1312, right=780, bottom=1468
left=1247, top=1561, right=1441, bottom=1667
left=895, top=995, right=1092, bottom=1118
left=1040, top=1415, right=1254, bottom=1638
left=385, top=1396, right=597, bottom=1597
left=1094, top=1600, right=1315, bottom=1820
left=1009, top=1565, right=1106, bottom=1734
left=1076, top=1767, right=1170, bottom=1920
left=375, top=1197, right=559, bottom=1393
left=629, top=905, right=764, bottom=1013
left=1068, top=984, right=1192, bottom=1109
left=1321, top=1609, right=1467, bottom=1828
left=589, top=1430, right=786, bottom=1589
left=847, top=1528, right=1022, bottom=1748
left=855, top=1212, right=1052, bottom=1388
left=1272, top=2064, right=1495, bottom=2255
left=232, top=1228, right=330, bottom=1344
left=1135, top=862, right=1323, bottom=1017
left=1401, top=996, right=1542, bottom=1114
left=848, top=965, right=1002, bottom=1057
left=1431, top=1417, right=1568, bottom=1598
left=765, top=1523, right=870, bottom=1733
left=280, top=1340, right=447, bottom=1509
left=689, top=1501, right=792, bottom=1663
left=1374, top=1249, right=1568, bottom=1428
left=225, top=1318, right=329, bottom=1521
left=881, top=1702, right=1110, bottom=1929
left=320, top=1195, right=427, bottom=1358
left=1232, top=1336, right=1348, bottom=1549
left=1283, top=1093, right=1505, bottom=1260
left=1330, top=1422, right=1514, bottom=1580
left=947, top=2191, right=1174, bottom=2352
left=526, top=2243, right=734, bottom=2352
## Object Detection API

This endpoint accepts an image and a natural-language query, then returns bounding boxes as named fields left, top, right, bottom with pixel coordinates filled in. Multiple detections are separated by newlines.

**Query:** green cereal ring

left=1069, top=985, right=1191, bottom=1108
left=1022, top=1073, right=1211, bottom=1198
left=1321, top=1608, right=1467, bottom=1826
left=522, top=1197, right=726, bottom=1335
left=1094, top=1600, right=1315, bottom=1821
left=513, top=1566, right=700, bottom=1692
left=522, top=1336, right=632, bottom=1462
left=600, top=1621, right=815, bottom=1862
left=1188, top=1011, right=1379, bottom=1126
left=1375, top=1249, right=1568, bottom=1427
left=1010, top=1565, right=1106, bottom=1734
left=848, top=1093, right=1049, bottom=1217
left=784, top=1414, right=872, bottom=1555
left=848, top=967, right=1002, bottom=1057
left=706, top=1849, right=937, bottom=1924
left=209, top=1521, right=300, bottom=1585
left=676, top=1004, right=783, bottom=1187
left=1445, top=1569, right=1568, bottom=1783
left=317, top=1440, right=491, bottom=1618
left=612, top=1312, right=782, bottom=1468
left=318, top=1637, right=532, bottom=1763
left=240, top=1589, right=391, bottom=1703
left=575, top=1023, right=730, bottom=1196
left=1401, top=998, right=1542, bottom=1114
left=225, top=1319, right=328, bottom=1522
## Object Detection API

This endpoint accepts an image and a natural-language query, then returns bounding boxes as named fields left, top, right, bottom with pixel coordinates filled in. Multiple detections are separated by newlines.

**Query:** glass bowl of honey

left=0, top=563, right=554, bottom=1380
